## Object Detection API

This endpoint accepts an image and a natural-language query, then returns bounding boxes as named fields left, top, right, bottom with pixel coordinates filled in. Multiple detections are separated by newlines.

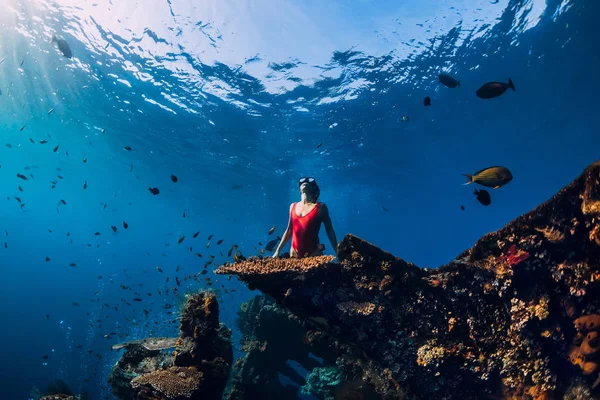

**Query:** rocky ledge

left=216, top=161, right=600, bottom=400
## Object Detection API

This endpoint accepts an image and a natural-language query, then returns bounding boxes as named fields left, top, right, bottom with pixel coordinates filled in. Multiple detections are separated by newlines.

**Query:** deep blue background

left=0, top=0, right=598, bottom=398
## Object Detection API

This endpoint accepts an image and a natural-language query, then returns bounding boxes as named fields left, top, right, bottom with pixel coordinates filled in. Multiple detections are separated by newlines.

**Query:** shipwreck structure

left=216, top=161, right=600, bottom=400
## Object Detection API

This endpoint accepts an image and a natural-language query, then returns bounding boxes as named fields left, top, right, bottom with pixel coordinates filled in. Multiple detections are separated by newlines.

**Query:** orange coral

left=203, top=295, right=214, bottom=317
left=215, top=255, right=334, bottom=276
left=570, top=314, right=600, bottom=389
left=575, top=314, right=600, bottom=332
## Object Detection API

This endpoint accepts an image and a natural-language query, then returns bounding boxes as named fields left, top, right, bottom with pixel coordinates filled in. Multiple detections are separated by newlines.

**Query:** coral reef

left=223, top=295, right=399, bottom=400
left=108, top=291, right=233, bottom=400
left=216, top=161, right=600, bottom=399
left=223, top=295, right=340, bottom=400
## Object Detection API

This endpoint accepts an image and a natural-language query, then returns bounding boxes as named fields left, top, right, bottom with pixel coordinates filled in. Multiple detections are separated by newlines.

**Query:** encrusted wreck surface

left=108, top=291, right=233, bottom=400
left=216, top=161, right=600, bottom=400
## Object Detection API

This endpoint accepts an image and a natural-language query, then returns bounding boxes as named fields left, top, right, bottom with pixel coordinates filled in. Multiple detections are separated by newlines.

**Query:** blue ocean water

left=0, top=0, right=597, bottom=398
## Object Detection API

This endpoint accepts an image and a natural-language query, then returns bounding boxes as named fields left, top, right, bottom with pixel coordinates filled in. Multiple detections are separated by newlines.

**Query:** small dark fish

left=401, top=116, right=410, bottom=122
left=20, top=125, right=25, bottom=131
left=42, top=355, right=49, bottom=360
left=265, top=236, right=280, bottom=252
left=29, top=138, right=35, bottom=143
left=156, top=266, right=163, bottom=273
left=123, top=221, right=128, bottom=229
left=83, top=181, right=87, bottom=189
left=5, top=143, right=12, bottom=148
left=133, top=298, right=142, bottom=302
left=178, top=235, right=185, bottom=244
left=462, top=166, right=513, bottom=189
left=51, top=34, right=72, bottom=58
left=315, top=142, right=323, bottom=149
left=476, top=79, right=515, bottom=99
left=474, top=189, right=491, bottom=206
left=438, top=73, right=460, bottom=88
left=217, top=239, right=223, bottom=245
left=207, top=234, right=213, bottom=240
left=268, top=225, right=275, bottom=235
left=48, top=108, right=54, bottom=115
left=123, top=146, right=132, bottom=151
left=60, top=199, right=66, bottom=205
left=69, top=263, right=76, bottom=267
left=148, top=187, right=160, bottom=195
left=39, top=140, right=48, bottom=144
left=53, top=145, right=59, bottom=152
left=175, top=277, right=180, bottom=286
left=171, top=174, right=178, bottom=182
left=183, top=212, right=186, bottom=218
left=45, top=257, right=50, bottom=262
left=103, top=203, right=107, bottom=209
left=424, top=96, right=431, bottom=106
left=94, top=232, right=101, bottom=236
left=460, top=205, right=465, bottom=211
left=83, top=157, right=87, bottom=163
left=111, top=226, right=117, bottom=232
left=193, top=231, right=199, bottom=238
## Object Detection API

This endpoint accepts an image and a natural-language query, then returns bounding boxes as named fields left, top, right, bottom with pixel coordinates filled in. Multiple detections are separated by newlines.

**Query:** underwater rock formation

left=224, top=295, right=347, bottom=399
left=216, top=160, right=600, bottom=399
left=108, top=291, right=233, bottom=400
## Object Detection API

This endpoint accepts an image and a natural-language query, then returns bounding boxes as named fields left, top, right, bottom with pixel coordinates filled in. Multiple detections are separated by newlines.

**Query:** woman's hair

left=311, top=184, right=320, bottom=201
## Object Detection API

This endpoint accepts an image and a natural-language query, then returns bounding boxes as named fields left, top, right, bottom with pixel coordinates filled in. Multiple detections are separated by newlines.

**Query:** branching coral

left=215, top=255, right=334, bottom=276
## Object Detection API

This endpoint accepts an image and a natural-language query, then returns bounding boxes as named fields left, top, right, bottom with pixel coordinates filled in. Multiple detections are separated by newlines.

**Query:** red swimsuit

left=291, top=202, right=321, bottom=257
